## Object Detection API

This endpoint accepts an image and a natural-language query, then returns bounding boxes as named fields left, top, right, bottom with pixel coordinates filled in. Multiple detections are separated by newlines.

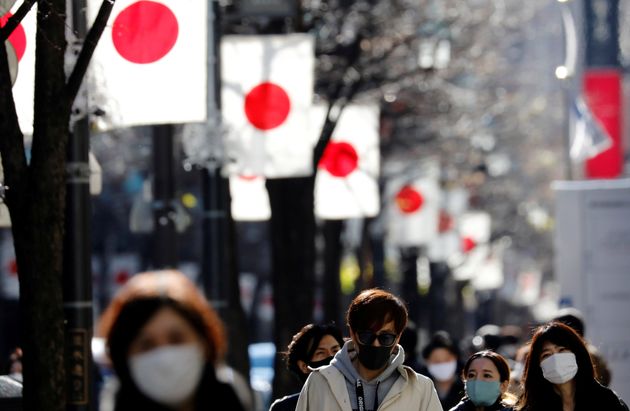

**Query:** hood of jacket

left=331, top=340, right=405, bottom=410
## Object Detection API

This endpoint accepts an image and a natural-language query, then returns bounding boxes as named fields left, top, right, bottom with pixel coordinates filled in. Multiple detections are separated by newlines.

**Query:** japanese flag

left=86, top=0, right=207, bottom=129
left=452, top=211, right=492, bottom=281
left=314, top=104, right=380, bottom=219
left=229, top=175, right=271, bottom=221
left=386, top=176, right=441, bottom=246
left=2, top=3, right=36, bottom=135
left=221, top=34, right=315, bottom=178
left=427, top=187, right=469, bottom=262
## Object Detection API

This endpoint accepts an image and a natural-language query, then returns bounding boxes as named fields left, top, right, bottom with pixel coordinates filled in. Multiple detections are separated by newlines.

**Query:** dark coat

left=449, top=397, right=513, bottom=411
left=269, top=392, right=299, bottom=411
left=519, top=380, right=628, bottom=411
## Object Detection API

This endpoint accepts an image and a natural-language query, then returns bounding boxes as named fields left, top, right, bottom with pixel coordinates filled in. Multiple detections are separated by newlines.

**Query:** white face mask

left=428, top=360, right=457, bottom=382
left=129, top=344, right=205, bottom=407
left=540, top=352, right=578, bottom=384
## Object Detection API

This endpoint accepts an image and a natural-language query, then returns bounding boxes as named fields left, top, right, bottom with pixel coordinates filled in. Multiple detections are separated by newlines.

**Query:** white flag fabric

left=569, top=96, right=612, bottom=161
left=452, top=211, right=492, bottom=281
left=229, top=175, right=271, bottom=221
left=386, top=176, right=440, bottom=246
left=427, top=187, right=469, bottom=262
left=3, top=4, right=36, bottom=135
left=86, top=0, right=207, bottom=129
left=221, top=34, right=315, bottom=178
left=314, top=104, right=380, bottom=219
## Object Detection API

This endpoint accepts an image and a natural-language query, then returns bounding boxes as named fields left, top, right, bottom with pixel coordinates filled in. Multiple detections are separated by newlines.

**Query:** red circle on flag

left=0, top=13, right=26, bottom=61
left=112, top=1, right=178, bottom=64
left=395, top=186, right=424, bottom=214
left=462, top=236, right=477, bottom=253
left=244, top=82, right=291, bottom=130
left=115, top=270, right=130, bottom=285
left=438, top=210, right=454, bottom=233
left=318, top=141, right=359, bottom=177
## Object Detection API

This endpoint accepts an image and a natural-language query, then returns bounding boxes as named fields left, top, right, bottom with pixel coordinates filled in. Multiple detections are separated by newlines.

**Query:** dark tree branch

left=64, top=0, right=115, bottom=105
left=0, top=0, right=36, bottom=41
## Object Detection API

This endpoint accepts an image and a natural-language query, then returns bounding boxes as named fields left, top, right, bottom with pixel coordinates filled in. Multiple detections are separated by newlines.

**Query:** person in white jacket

left=296, top=288, right=443, bottom=411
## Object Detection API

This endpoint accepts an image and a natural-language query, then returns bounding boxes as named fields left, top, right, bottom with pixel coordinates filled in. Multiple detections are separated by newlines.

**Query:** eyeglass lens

left=357, top=331, right=396, bottom=346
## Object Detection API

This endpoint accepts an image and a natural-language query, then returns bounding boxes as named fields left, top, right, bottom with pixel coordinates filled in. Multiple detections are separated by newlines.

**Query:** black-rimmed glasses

left=356, top=330, right=397, bottom=347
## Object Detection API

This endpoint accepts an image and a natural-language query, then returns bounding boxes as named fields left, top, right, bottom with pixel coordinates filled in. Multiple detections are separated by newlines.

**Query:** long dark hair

left=516, top=321, right=594, bottom=410
left=284, top=323, right=344, bottom=382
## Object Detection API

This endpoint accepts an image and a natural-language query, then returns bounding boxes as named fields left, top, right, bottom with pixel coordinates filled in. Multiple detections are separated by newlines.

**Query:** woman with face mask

left=420, top=331, right=465, bottom=410
left=296, top=288, right=442, bottom=411
left=97, top=270, right=247, bottom=411
left=449, top=350, right=515, bottom=411
left=515, top=321, right=627, bottom=411
left=269, top=323, right=344, bottom=411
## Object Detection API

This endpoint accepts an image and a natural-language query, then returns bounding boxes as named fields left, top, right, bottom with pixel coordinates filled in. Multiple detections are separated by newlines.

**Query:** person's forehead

left=541, top=340, right=559, bottom=350
left=469, top=357, right=498, bottom=373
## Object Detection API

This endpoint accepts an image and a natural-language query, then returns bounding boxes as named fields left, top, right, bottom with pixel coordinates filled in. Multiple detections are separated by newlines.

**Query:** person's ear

left=297, top=360, right=309, bottom=375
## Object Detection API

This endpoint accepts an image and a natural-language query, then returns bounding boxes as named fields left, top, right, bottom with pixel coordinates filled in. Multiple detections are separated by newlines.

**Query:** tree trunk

left=267, top=176, right=316, bottom=398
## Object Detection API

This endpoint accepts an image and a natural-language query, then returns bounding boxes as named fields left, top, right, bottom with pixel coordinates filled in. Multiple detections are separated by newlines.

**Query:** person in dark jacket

left=97, top=269, right=246, bottom=411
left=515, top=321, right=628, bottom=411
left=269, top=323, right=344, bottom=411
left=449, top=350, right=515, bottom=411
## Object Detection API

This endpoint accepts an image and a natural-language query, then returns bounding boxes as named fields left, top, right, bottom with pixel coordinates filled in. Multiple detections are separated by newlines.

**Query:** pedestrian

left=515, top=321, right=627, bottom=411
left=449, top=350, right=516, bottom=411
left=421, top=330, right=465, bottom=410
left=552, top=307, right=611, bottom=386
left=97, top=269, right=246, bottom=411
left=296, top=288, right=442, bottom=411
left=269, top=323, right=344, bottom=411
left=398, top=321, right=423, bottom=372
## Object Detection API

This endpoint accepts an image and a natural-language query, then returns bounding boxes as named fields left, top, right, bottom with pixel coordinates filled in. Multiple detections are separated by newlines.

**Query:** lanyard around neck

left=355, top=379, right=378, bottom=411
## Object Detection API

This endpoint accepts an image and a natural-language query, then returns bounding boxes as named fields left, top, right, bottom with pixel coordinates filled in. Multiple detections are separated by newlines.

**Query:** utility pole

left=152, top=124, right=178, bottom=268
left=201, top=0, right=228, bottom=311
left=63, top=1, right=93, bottom=409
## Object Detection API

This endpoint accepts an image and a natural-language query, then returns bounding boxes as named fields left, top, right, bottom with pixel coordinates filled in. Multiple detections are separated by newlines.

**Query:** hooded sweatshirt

left=331, top=340, right=405, bottom=411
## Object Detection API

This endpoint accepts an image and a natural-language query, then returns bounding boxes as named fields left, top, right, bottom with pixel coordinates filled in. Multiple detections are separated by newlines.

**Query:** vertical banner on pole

left=583, top=0, right=623, bottom=179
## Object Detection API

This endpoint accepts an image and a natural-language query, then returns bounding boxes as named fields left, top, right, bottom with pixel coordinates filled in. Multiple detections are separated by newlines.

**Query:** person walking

left=449, top=350, right=515, bottom=411
left=421, top=330, right=465, bottom=410
left=97, top=269, right=246, bottom=411
left=296, top=288, right=442, bottom=411
left=269, top=323, right=344, bottom=411
left=515, top=321, right=627, bottom=411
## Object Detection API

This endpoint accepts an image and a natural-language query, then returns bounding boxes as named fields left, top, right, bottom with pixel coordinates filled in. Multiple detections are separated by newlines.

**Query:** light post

left=555, top=0, right=578, bottom=180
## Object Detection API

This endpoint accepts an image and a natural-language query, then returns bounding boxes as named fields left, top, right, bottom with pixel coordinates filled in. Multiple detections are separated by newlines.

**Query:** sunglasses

left=356, top=330, right=397, bottom=347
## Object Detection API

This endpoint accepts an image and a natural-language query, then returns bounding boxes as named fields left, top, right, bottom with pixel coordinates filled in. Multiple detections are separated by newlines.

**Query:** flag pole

left=201, top=0, right=228, bottom=312
left=63, top=0, right=94, bottom=409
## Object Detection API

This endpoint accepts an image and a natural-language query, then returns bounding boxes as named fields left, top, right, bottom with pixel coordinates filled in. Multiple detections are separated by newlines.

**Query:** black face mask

left=308, top=355, right=334, bottom=369
left=357, top=343, right=392, bottom=370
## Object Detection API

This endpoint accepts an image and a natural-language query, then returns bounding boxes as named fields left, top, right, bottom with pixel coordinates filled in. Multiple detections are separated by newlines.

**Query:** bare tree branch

left=0, top=0, right=36, bottom=42
left=64, top=0, right=115, bottom=105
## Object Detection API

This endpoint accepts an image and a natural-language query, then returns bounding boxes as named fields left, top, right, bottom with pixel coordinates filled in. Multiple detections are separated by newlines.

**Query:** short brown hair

left=97, top=270, right=226, bottom=379
left=346, top=288, right=408, bottom=335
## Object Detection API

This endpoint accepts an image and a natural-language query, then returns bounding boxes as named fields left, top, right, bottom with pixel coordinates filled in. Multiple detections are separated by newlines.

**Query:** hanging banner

left=1, top=3, right=36, bottom=135
left=583, top=70, right=623, bottom=178
left=314, top=104, right=380, bottom=220
left=221, top=34, right=315, bottom=178
left=86, top=0, right=207, bottom=129
left=386, top=176, right=440, bottom=247
left=229, top=175, right=271, bottom=221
